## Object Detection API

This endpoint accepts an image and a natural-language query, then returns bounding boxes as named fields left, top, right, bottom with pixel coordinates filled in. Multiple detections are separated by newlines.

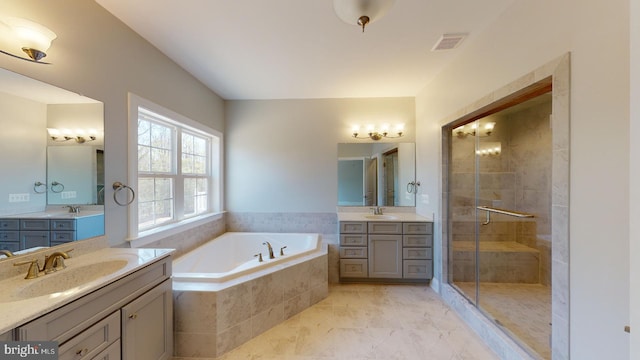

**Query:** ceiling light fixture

left=333, top=0, right=396, bottom=33
left=0, top=16, right=57, bottom=63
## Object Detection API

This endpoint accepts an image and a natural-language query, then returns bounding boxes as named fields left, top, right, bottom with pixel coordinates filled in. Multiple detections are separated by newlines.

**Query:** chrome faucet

left=262, top=241, right=275, bottom=259
left=0, top=249, right=14, bottom=257
left=65, top=205, right=81, bottom=214
left=370, top=207, right=384, bottom=215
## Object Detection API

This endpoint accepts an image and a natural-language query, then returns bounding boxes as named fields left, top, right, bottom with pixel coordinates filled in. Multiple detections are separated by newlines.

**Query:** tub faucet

left=262, top=242, right=275, bottom=259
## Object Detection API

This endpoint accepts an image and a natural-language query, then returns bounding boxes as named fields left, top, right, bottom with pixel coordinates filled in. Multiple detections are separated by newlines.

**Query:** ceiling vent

left=431, top=33, right=467, bottom=51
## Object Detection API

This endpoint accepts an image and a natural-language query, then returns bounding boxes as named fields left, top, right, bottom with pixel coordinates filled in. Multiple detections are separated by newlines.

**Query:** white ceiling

left=96, top=0, right=514, bottom=100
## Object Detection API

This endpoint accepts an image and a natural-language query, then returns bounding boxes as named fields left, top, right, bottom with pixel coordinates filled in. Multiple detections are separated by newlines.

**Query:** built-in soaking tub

left=172, top=232, right=328, bottom=358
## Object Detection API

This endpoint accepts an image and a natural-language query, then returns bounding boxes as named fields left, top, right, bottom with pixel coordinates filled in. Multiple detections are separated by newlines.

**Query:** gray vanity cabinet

left=368, top=223, right=403, bottom=279
left=339, top=221, right=368, bottom=278
left=339, top=219, right=433, bottom=281
left=402, top=222, right=433, bottom=279
left=122, top=279, right=173, bottom=360
left=0, top=219, right=20, bottom=252
left=15, top=256, right=172, bottom=360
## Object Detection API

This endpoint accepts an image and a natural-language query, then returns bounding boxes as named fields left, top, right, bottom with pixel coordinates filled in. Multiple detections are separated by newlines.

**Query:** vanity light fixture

left=454, top=121, right=496, bottom=138
left=352, top=123, right=403, bottom=141
left=47, top=128, right=98, bottom=144
left=0, top=16, right=57, bottom=63
left=333, top=0, right=396, bottom=32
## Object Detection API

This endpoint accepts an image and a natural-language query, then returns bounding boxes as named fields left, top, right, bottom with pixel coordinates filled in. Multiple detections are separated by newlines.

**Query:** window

left=128, top=94, right=222, bottom=242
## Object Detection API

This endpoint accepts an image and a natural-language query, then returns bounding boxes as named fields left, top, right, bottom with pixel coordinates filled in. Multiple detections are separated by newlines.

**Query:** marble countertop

left=0, top=247, right=173, bottom=334
left=337, top=212, right=433, bottom=222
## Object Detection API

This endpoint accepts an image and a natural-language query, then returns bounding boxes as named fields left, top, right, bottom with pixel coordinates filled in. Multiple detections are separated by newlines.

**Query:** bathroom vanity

left=0, top=212, right=105, bottom=251
left=0, top=246, right=173, bottom=360
left=338, top=212, right=433, bottom=281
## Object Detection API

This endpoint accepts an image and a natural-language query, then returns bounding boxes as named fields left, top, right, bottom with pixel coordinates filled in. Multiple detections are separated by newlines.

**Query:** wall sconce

left=475, top=142, right=502, bottom=156
left=352, top=124, right=404, bottom=141
left=48, top=128, right=98, bottom=144
left=0, top=16, right=57, bottom=63
left=454, top=121, right=495, bottom=138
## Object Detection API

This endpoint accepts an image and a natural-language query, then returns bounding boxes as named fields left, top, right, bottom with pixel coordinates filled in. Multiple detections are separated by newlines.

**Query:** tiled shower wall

left=449, top=99, right=552, bottom=285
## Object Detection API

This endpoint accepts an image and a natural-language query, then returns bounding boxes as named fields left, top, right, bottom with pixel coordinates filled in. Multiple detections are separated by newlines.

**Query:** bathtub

left=172, top=232, right=328, bottom=358
left=173, top=232, right=322, bottom=283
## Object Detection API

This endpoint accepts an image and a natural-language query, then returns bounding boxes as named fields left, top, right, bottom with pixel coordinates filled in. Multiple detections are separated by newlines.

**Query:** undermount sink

left=1, top=259, right=128, bottom=302
left=364, top=215, right=398, bottom=220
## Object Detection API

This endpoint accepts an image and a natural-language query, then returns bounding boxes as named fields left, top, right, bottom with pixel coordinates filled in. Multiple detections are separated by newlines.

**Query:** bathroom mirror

left=0, top=67, right=105, bottom=256
left=337, top=142, right=416, bottom=207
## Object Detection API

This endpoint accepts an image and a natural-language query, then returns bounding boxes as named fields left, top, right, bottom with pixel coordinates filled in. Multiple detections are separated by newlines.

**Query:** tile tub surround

left=174, top=284, right=498, bottom=360
left=173, top=248, right=328, bottom=358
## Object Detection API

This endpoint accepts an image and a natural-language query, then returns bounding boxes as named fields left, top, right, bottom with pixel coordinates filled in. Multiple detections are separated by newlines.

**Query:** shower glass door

left=448, top=93, right=552, bottom=359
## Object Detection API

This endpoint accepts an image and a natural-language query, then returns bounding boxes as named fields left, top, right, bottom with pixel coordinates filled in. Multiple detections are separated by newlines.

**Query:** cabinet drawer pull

left=128, top=313, right=138, bottom=319
left=76, top=348, right=89, bottom=356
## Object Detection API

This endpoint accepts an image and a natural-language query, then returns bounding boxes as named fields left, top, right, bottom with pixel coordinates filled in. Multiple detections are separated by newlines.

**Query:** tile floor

left=455, top=282, right=551, bottom=359
left=174, top=283, right=498, bottom=360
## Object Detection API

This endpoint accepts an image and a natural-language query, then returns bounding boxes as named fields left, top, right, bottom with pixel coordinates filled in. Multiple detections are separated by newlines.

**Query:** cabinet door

left=368, top=235, right=402, bottom=278
left=121, top=279, right=172, bottom=360
left=20, top=231, right=50, bottom=249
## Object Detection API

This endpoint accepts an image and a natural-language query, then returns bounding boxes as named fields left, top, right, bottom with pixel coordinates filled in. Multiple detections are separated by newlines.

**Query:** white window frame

left=127, top=93, right=223, bottom=247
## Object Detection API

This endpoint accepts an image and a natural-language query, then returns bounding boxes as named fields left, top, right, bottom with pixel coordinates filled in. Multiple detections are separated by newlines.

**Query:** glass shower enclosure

left=447, top=93, right=553, bottom=359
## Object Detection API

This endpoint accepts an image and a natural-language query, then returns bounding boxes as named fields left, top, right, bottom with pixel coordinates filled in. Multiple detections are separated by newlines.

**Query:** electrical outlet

left=61, top=191, right=77, bottom=199
left=8, top=193, right=29, bottom=202
left=421, top=194, right=429, bottom=204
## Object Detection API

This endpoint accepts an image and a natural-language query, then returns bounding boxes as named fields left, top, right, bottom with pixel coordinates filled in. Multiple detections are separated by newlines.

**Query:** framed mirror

left=338, top=142, right=416, bottom=207
left=0, top=67, right=104, bottom=257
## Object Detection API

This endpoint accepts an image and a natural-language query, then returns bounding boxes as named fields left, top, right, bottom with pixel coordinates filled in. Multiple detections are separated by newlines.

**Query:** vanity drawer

left=339, top=246, right=367, bottom=258
left=403, top=247, right=433, bottom=260
left=0, top=219, right=19, bottom=230
left=0, top=230, right=19, bottom=241
left=368, top=222, right=402, bottom=234
left=402, top=234, right=433, bottom=247
left=339, top=221, right=367, bottom=234
left=0, top=241, right=19, bottom=252
left=51, top=231, right=76, bottom=242
left=92, top=339, right=120, bottom=360
left=403, top=260, right=433, bottom=279
left=340, top=234, right=367, bottom=246
left=340, top=259, right=368, bottom=278
left=403, top=222, right=433, bottom=235
left=20, top=219, right=50, bottom=231
left=58, top=311, right=120, bottom=360
left=52, top=219, right=76, bottom=231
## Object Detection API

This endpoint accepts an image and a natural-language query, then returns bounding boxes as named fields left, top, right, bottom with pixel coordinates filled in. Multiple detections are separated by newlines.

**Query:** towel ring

left=406, top=181, right=421, bottom=194
left=33, top=181, right=46, bottom=194
left=113, top=181, right=135, bottom=206
left=51, top=181, right=65, bottom=193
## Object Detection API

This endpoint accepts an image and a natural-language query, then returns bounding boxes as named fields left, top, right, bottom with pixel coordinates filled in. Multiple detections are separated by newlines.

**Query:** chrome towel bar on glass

left=477, top=206, right=534, bottom=225
left=113, top=181, right=135, bottom=206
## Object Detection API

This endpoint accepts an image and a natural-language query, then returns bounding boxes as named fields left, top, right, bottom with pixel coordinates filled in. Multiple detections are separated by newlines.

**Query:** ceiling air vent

left=431, top=33, right=468, bottom=51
